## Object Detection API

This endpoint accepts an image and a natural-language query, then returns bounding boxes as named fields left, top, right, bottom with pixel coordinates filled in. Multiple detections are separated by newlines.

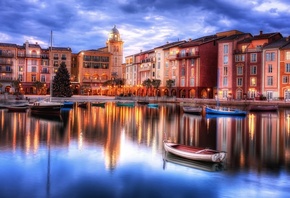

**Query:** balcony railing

left=0, top=68, right=13, bottom=73
left=0, top=53, right=14, bottom=58
left=0, top=60, right=13, bottom=65
left=0, top=75, right=13, bottom=81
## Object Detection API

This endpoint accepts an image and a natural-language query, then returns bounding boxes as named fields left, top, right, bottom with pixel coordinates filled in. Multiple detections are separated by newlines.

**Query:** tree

left=52, top=62, right=73, bottom=97
left=142, top=79, right=152, bottom=96
left=11, top=79, right=21, bottom=93
left=166, top=79, right=175, bottom=97
left=33, top=81, right=44, bottom=95
left=152, top=79, right=161, bottom=96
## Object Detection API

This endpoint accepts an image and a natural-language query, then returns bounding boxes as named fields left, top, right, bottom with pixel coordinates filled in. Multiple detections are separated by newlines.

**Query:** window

left=237, top=78, right=243, bottom=86
left=61, top=54, right=66, bottom=60
left=19, top=66, right=23, bottom=72
left=266, top=52, right=275, bottom=61
left=18, top=74, right=23, bottom=82
left=237, top=66, right=243, bottom=75
left=191, top=59, right=195, bottom=66
left=223, top=55, right=228, bottom=64
left=32, top=66, right=37, bottom=72
left=286, top=52, right=290, bottom=60
left=31, top=60, right=37, bottom=65
left=165, top=62, right=168, bottom=68
left=157, top=62, right=160, bottom=69
left=181, top=68, right=185, bottom=76
left=235, top=55, right=245, bottom=62
left=268, top=64, right=273, bottom=73
left=190, top=78, right=194, bottom=86
left=267, top=76, right=273, bottom=86
left=223, top=44, right=229, bottom=54
left=250, top=77, right=256, bottom=86
left=41, top=75, right=46, bottom=82
left=250, top=53, right=257, bottom=62
left=282, top=76, right=289, bottom=84
left=250, top=65, right=257, bottom=75
left=286, top=63, right=290, bottom=73
left=32, top=75, right=36, bottom=82
left=181, top=78, right=185, bottom=87
left=223, top=67, right=228, bottom=75
left=223, top=76, right=228, bottom=86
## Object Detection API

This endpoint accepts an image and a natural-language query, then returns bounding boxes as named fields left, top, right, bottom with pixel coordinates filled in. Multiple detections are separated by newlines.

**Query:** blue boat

left=205, top=106, right=247, bottom=116
left=147, top=103, right=159, bottom=108
left=63, top=101, right=74, bottom=108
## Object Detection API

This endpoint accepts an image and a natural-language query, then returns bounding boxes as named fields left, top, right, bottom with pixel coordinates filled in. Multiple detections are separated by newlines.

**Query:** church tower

left=106, top=25, right=123, bottom=79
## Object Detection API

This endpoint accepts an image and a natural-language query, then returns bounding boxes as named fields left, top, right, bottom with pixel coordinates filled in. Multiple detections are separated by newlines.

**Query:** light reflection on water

left=0, top=102, right=289, bottom=198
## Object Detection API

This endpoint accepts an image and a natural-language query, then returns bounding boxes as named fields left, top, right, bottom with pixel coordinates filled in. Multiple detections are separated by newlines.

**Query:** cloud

left=0, top=0, right=290, bottom=58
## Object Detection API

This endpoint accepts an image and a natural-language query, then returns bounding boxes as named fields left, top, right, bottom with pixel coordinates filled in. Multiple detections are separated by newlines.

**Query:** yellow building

left=74, top=25, right=124, bottom=95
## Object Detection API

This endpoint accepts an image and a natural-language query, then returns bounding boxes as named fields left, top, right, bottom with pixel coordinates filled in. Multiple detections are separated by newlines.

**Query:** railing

left=0, top=75, right=13, bottom=81
left=0, top=53, right=14, bottom=58
left=0, top=68, right=13, bottom=73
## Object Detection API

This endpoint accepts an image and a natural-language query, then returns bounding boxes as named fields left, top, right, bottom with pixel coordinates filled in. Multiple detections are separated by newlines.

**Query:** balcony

left=0, top=60, right=13, bottom=65
left=176, top=52, right=199, bottom=59
left=0, top=68, right=13, bottom=73
left=0, top=52, right=14, bottom=58
left=61, top=57, right=67, bottom=60
left=0, top=75, right=13, bottom=81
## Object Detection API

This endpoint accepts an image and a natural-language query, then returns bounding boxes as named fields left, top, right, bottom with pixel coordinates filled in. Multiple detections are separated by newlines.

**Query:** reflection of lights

left=248, top=114, right=255, bottom=140
left=78, top=131, right=83, bottom=150
left=286, top=114, right=290, bottom=135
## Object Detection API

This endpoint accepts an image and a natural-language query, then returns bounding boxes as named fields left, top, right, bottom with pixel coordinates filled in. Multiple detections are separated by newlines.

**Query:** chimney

left=260, top=30, right=263, bottom=35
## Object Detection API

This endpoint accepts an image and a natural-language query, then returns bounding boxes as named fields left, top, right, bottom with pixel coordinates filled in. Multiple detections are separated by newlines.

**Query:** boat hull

left=163, top=141, right=226, bottom=163
left=116, top=101, right=135, bottom=107
left=205, top=106, right=247, bottom=116
left=182, top=106, right=202, bottom=114
left=91, top=102, right=106, bottom=107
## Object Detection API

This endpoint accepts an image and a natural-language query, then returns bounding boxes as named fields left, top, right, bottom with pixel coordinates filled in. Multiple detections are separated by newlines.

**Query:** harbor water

left=0, top=102, right=289, bottom=198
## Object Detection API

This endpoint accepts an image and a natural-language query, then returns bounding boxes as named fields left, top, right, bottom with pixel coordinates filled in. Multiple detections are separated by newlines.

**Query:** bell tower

left=106, top=25, right=123, bottom=79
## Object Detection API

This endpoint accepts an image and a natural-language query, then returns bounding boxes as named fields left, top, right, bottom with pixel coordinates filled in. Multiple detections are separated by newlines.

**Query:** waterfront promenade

left=2, top=94, right=290, bottom=108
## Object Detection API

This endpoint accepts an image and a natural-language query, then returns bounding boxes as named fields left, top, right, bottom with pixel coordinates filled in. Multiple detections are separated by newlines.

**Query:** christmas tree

left=52, top=62, right=73, bottom=97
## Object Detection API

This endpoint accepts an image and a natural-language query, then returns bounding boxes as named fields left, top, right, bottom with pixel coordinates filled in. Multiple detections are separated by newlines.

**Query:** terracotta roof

left=178, top=35, right=219, bottom=48
left=263, top=37, right=289, bottom=49
left=219, top=33, right=251, bottom=41
left=252, top=32, right=281, bottom=40
left=0, top=43, right=18, bottom=47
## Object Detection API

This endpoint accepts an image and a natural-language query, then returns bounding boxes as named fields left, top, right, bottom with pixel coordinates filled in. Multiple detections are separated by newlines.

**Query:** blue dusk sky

left=0, top=0, right=290, bottom=58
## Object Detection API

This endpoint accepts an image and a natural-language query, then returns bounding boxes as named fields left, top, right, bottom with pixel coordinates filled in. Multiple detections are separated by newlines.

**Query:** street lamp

left=207, top=88, right=210, bottom=98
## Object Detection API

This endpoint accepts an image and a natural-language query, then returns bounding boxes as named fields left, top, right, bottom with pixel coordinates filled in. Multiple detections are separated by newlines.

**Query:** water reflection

left=1, top=103, right=290, bottom=173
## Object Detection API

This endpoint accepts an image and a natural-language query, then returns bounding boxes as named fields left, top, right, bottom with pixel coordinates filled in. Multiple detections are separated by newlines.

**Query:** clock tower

left=106, top=25, right=123, bottom=79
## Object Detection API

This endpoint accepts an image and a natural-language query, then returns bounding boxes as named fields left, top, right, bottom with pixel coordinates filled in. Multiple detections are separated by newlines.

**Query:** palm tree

left=152, top=79, right=161, bottom=98
left=142, top=79, right=152, bottom=96
left=166, top=79, right=175, bottom=97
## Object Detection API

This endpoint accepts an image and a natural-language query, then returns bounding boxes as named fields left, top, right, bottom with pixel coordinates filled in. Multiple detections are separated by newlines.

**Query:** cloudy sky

left=1, top=0, right=290, bottom=58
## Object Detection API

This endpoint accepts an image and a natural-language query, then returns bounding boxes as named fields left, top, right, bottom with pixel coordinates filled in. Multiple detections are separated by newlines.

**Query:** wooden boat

left=116, top=101, right=135, bottom=107
left=147, top=103, right=159, bottom=108
left=163, top=140, right=226, bottom=163
left=91, top=102, right=106, bottom=107
left=137, top=101, right=149, bottom=105
left=182, top=106, right=203, bottom=114
left=7, top=105, right=29, bottom=112
left=248, top=105, right=278, bottom=112
left=205, top=106, right=247, bottom=116
left=78, top=102, right=88, bottom=108
left=163, top=152, right=226, bottom=172
left=30, top=101, right=63, bottom=116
